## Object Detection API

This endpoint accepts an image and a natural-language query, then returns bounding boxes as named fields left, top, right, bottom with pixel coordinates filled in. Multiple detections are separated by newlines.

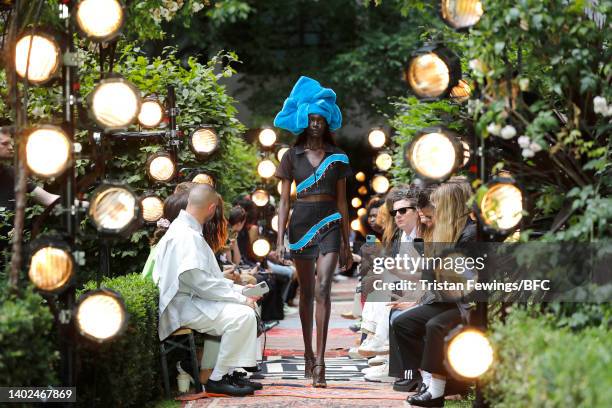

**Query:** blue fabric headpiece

left=274, top=76, right=342, bottom=135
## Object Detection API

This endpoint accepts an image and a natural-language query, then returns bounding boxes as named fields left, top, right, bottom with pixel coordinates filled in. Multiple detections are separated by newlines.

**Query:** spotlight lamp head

left=444, top=325, right=493, bottom=380
left=277, top=146, right=290, bottom=162
left=368, top=129, right=386, bottom=149
left=28, top=238, right=74, bottom=293
left=89, top=183, right=140, bottom=236
left=258, top=128, right=277, bottom=147
left=252, top=238, right=271, bottom=258
left=75, top=0, right=126, bottom=42
left=450, top=79, right=473, bottom=103
left=146, top=152, right=176, bottom=183
left=277, top=180, right=297, bottom=196
left=257, top=159, right=276, bottom=179
left=138, top=96, right=164, bottom=128
left=140, top=194, right=164, bottom=223
left=350, top=218, right=362, bottom=231
left=190, top=127, right=220, bottom=158
left=271, top=215, right=279, bottom=232
left=358, top=185, right=369, bottom=196
left=357, top=208, right=367, bottom=217
left=355, top=171, right=366, bottom=183
left=375, top=151, right=393, bottom=172
left=475, top=177, right=524, bottom=235
left=372, top=174, right=390, bottom=194
left=25, top=125, right=72, bottom=178
left=460, top=140, right=471, bottom=167
left=76, top=288, right=128, bottom=343
left=351, top=197, right=362, bottom=208
left=439, top=0, right=484, bottom=31
left=192, top=173, right=215, bottom=186
left=89, top=76, right=141, bottom=130
left=252, top=189, right=270, bottom=207
left=405, top=44, right=461, bottom=100
left=405, top=127, right=463, bottom=182
left=14, top=30, right=62, bottom=85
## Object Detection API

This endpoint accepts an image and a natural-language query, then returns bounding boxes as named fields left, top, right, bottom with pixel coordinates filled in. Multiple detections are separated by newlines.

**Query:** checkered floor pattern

left=261, top=356, right=370, bottom=381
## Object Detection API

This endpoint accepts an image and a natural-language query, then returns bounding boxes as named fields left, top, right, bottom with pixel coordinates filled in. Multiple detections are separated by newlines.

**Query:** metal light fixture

left=405, top=127, right=463, bottom=181
left=192, top=173, right=214, bottom=186
left=25, top=126, right=71, bottom=178
left=140, top=194, right=164, bottom=223
left=368, top=129, right=386, bottom=149
left=28, top=239, right=74, bottom=293
left=351, top=197, right=362, bottom=208
left=405, top=44, right=461, bottom=100
left=375, top=151, right=393, bottom=172
left=75, top=0, right=125, bottom=42
left=372, top=174, right=390, bottom=194
left=357, top=208, right=367, bottom=217
left=476, top=178, right=523, bottom=234
left=257, top=159, right=276, bottom=179
left=271, top=215, right=279, bottom=232
left=355, top=171, right=366, bottom=182
left=444, top=326, right=493, bottom=380
left=358, top=185, right=368, bottom=196
left=277, top=146, right=289, bottom=162
left=138, top=97, right=164, bottom=128
left=76, top=288, right=128, bottom=343
left=89, top=77, right=141, bottom=130
left=14, top=31, right=61, bottom=85
left=252, top=238, right=271, bottom=258
left=252, top=189, right=270, bottom=207
left=439, top=0, right=484, bottom=30
left=450, top=79, right=473, bottom=103
left=89, top=183, right=139, bottom=235
left=190, top=127, right=220, bottom=158
left=258, top=128, right=277, bottom=147
left=146, top=152, right=176, bottom=183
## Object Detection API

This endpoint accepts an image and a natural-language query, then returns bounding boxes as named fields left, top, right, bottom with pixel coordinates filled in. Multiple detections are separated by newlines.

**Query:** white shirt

left=400, top=227, right=417, bottom=243
left=155, top=210, right=247, bottom=340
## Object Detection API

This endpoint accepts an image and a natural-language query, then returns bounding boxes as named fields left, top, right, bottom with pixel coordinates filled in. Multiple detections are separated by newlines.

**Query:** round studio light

left=259, top=128, right=277, bottom=147
left=90, top=77, right=141, bottom=130
left=445, top=326, right=493, bottom=380
left=375, top=152, right=393, bottom=171
left=358, top=185, right=368, bottom=196
left=355, top=171, right=366, bottom=182
left=368, top=129, right=386, bottom=149
left=277, top=180, right=297, bottom=196
left=357, top=208, right=367, bottom=217
left=271, top=215, right=279, bottom=232
left=440, top=0, right=484, bottom=30
left=351, top=197, right=362, bottom=208
left=252, top=189, right=270, bottom=207
left=372, top=175, right=390, bottom=194
left=15, top=31, right=61, bottom=85
left=405, top=45, right=461, bottom=100
left=25, top=126, right=71, bottom=178
left=75, top=0, right=125, bottom=42
left=138, top=97, right=164, bottom=128
left=277, top=146, right=289, bottom=162
left=140, top=194, right=163, bottom=223
left=76, top=289, right=128, bottom=343
left=450, top=79, right=473, bottom=103
left=350, top=219, right=362, bottom=231
left=190, top=127, right=220, bottom=157
left=252, top=238, right=271, bottom=257
left=146, top=152, right=176, bottom=183
left=405, top=128, right=463, bottom=181
left=192, top=173, right=214, bottom=186
left=28, top=240, right=74, bottom=293
left=477, top=178, right=523, bottom=233
left=257, top=159, right=276, bottom=179
left=89, top=184, right=139, bottom=235
left=461, top=140, right=471, bottom=167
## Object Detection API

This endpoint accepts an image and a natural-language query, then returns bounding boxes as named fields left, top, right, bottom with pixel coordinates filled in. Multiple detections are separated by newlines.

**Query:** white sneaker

left=348, top=347, right=362, bottom=359
left=361, top=360, right=387, bottom=375
left=364, top=363, right=394, bottom=383
left=359, top=335, right=389, bottom=355
left=357, top=336, right=376, bottom=357
left=368, top=355, right=387, bottom=366
left=283, top=305, right=298, bottom=315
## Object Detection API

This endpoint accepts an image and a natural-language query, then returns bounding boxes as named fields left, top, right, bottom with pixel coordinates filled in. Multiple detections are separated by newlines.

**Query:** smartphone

left=366, top=234, right=377, bottom=243
left=242, top=281, right=270, bottom=297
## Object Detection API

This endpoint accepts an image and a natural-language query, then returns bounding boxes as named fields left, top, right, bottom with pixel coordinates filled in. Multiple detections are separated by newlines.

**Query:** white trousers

left=184, top=302, right=258, bottom=369
left=361, top=300, right=390, bottom=339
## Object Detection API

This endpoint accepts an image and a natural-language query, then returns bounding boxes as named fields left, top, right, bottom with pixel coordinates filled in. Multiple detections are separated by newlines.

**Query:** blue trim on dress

left=289, top=212, right=342, bottom=251
left=296, top=153, right=349, bottom=193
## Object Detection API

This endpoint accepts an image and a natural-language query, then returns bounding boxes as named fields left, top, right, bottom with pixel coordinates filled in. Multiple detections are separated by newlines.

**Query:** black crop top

left=275, top=143, right=352, bottom=198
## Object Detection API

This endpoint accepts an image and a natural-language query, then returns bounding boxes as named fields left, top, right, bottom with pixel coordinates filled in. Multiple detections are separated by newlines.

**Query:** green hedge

left=0, top=286, right=59, bottom=388
left=76, top=274, right=160, bottom=407
left=485, top=308, right=612, bottom=408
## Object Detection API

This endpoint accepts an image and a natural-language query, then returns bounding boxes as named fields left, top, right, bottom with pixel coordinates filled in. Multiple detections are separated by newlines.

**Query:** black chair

left=160, top=328, right=202, bottom=398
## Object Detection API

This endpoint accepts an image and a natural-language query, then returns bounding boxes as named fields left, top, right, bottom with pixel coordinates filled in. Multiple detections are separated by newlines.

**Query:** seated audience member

left=155, top=185, right=263, bottom=397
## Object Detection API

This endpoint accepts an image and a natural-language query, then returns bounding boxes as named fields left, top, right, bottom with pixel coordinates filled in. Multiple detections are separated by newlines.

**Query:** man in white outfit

left=155, top=184, right=262, bottom=396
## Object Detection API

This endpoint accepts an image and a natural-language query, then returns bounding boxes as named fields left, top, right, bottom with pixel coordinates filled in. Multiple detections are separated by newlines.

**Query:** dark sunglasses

left=390, top=206, right=416, bottom=217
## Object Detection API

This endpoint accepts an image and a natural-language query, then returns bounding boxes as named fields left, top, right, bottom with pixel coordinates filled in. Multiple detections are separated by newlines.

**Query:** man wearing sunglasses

left=391, top=196, right=419, bottom=243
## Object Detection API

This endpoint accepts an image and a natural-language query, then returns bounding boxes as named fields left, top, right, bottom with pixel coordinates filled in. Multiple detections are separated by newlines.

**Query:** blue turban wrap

left=274, top=76, right=342, bottom=135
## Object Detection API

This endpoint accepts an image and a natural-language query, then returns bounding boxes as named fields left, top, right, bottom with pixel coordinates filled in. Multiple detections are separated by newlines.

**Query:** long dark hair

left=203, top=193, right=228, bottom=253
left=150, top=192, right=189, bottom=245
left=294, top=128, right=337, bottom=147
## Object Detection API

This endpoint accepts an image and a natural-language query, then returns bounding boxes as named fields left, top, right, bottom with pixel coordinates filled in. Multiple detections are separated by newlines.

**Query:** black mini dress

left=275, top=143, right=352, bottom=259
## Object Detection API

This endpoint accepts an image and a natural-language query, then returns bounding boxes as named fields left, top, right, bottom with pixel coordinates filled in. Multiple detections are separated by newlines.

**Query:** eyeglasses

left=390, top=206, right=416, bottom=217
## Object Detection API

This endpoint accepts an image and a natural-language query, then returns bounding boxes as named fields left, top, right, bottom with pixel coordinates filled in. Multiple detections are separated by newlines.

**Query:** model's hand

left=245, top=298, right=258, bottom=309
left=275, top=245, right=285, bottom=261
left=340, top=245, right=353, bottom=271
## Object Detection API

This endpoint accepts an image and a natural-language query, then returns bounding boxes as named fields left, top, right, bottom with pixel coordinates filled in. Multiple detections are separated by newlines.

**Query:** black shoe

left=231, top=371, right=263, bottom=390
left=349, top=323, right=361, bottom=333
left=407, top=391, right=444, bottom=407
left=393, top=377, right=421, bottom=392
left=205, top=375, right=254, bottom=396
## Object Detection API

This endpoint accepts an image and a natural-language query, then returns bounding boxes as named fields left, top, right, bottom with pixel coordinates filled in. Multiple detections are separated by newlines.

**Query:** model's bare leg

left=313, top=251, right=339, bottom=387
left=294, top=258, right=316, bottom=376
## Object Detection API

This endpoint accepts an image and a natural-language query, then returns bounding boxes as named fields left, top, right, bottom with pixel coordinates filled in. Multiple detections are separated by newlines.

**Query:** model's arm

left=336, top=178, right=353, bottom=270
left=276, top=179, right=291, bottom=259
